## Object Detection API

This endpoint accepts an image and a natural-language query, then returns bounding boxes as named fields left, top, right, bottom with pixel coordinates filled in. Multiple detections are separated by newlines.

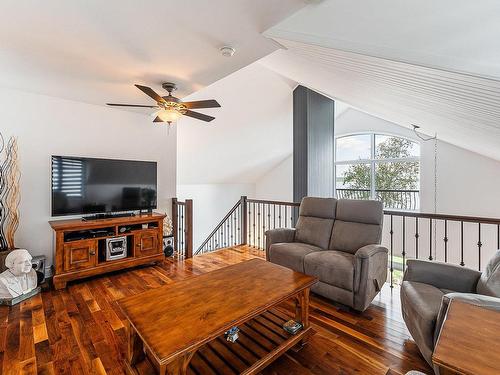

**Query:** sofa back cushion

left=477, top=250, right=500, bottom=297
left=295, top=197, right=336, bottom=249
left=329, top=199, right=383, bottom=254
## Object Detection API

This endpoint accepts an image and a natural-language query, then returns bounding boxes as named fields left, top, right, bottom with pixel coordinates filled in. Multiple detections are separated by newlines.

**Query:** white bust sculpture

left=0, top=249, right=37, bottom=300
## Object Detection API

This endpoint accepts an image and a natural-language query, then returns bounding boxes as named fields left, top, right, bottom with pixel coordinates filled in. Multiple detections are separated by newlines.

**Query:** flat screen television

left=51, top=156, right=157, bottom=217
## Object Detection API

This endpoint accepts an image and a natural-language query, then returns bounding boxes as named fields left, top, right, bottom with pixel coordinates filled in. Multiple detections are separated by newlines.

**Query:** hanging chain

left=433, top=135, right=438, bottom=259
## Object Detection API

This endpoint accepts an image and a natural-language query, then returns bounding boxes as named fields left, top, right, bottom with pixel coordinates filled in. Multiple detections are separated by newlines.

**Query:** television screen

left=51, top=156, right=157, bottom=216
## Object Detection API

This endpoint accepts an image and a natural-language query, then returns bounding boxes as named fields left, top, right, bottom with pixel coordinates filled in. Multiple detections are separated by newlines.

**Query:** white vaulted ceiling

left=261, top=41, right=500, bottom=161
left=266, top=0, right=500, bottom=80
left=260, top=0, right=500, bottom=162
left=0, top=0, right=304, bottom=107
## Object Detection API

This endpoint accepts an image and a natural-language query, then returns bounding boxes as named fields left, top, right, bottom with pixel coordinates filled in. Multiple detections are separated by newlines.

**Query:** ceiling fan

left=107, top=83, right=221, bottom=124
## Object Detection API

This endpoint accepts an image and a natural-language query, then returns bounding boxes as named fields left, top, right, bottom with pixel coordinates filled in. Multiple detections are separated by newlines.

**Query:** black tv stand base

left=82, top=212, right=135, bottom=221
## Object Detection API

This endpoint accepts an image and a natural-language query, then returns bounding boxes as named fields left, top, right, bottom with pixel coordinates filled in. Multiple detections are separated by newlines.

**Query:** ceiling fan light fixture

left=157, top=108, right=181, bottom=123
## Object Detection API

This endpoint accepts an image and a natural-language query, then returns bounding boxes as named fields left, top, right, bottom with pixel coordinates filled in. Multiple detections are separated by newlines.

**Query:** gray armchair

left=266, top=197, right=387, bottom=312
left=400, top=251, right=500, bottom=369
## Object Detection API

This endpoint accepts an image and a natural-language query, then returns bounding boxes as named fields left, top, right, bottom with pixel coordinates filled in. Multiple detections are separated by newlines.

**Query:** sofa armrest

left=404, top=259, right=481, bottom=293
left=264, top=228, right=295, bottom=259
left=434, top=292, right=500, bottom=347
left=355, top=244, right=388, bottom=259
left=353, top=244, right=388, bottom=311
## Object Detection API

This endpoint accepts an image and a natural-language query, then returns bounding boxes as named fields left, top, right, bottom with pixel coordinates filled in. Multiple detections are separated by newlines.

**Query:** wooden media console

left=49, top=213, right=165, bottom=289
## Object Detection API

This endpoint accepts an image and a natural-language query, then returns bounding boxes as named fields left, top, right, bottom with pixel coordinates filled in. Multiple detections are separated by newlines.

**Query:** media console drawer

left=50, top=213, right=166, bottom=289
left=135, top=230, right=160, bottom=256
left=63, top=239, right=97, bottom=272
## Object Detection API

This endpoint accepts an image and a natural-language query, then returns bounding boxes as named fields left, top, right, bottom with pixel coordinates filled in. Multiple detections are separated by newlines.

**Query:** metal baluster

left=278, top=205, right=282, bottom=227
left=273, top=204, right=276, bottom=229
left=415, top=217, right=419, bottom=259
left=261, top=203, right=269, bottom=249
left=252, top=202, right=256, bottom=248
left=477, top=223, right=482, bottom=270
left=429, top=218, right=433, bottom=261
left=248, top=203, right=252, bottom=246
left=258, top=204, right=261, bottom=248
left=234, top=211, right=237, bottom=246
left=390, top=215, right=394, bottom=288
left=230, top=214, right=232, bottom=247
left=460, top=221, right=465, bottom=266
left=266, top=204, right=270, bottom=233
left=402, top=216, right=406, bottom=273
left=444, top=220, right=448, bottom=263
left=290, top=206, right=293, bottom=228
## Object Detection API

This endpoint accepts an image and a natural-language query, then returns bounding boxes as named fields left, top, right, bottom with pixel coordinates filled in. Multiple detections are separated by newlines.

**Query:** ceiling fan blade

left=135, top=84, right=166, bottom=104
left=107, top=103, right=159, bottom=108
left=182, top=99, right=221, bottom=109
left=153, top=116, right=164, bottom=123
left=184, top=110, right=215, bottom=122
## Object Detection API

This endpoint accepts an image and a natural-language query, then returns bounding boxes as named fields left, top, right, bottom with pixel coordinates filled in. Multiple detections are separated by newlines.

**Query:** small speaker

left=163, top=235, right=174, bottom=257
left=31, top=255, right=46, bottom=284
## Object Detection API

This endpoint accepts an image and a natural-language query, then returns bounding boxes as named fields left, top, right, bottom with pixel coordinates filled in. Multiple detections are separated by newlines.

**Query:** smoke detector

left=220, top=46, right=236, bottom=57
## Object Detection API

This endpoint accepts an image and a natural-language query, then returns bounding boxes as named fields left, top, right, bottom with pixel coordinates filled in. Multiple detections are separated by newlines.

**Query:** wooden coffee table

left=118, top=258, right=317, bottom=375
left=432, top=299, right=500, bottom=375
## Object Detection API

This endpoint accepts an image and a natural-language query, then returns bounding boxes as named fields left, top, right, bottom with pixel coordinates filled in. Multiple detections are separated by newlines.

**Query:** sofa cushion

left=295, top=216, right=334, bottom=249
left=477, top=250, right=500, bottom=297
left=401, top=281, right=444, bottom=364
left=336, top=199, right=383, bottom=225
left=268, top=242, right=321, bottom=273
left=299, top=197, right=337, bottom=219
left=304, top=250, right=355, bottom=291
left=329, top=199, right=383, bottom=253
left=330, top=221, right=382, bottom=254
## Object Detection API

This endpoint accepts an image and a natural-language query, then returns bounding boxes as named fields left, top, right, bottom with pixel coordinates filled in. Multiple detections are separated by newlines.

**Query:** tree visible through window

left=335, top=134, right=420, bottom=210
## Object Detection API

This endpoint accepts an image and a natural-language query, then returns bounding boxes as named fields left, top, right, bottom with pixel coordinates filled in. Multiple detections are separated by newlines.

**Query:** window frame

left=334, top=132, right=420, bottom=205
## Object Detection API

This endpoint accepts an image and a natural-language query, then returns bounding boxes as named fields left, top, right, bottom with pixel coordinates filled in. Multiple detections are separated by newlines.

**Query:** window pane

left=375, top=161, right=420, bottom=210
left=336, top=134, right=371, bottom=161
left=335, top=164, right=371, bottom=200
left=375, top=135, right=419, bottom=159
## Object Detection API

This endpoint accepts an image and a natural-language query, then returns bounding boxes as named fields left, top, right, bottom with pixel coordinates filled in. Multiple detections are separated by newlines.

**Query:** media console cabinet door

left=134, top=230, right=160, bottom=257
left=63, top=239, right=97, bottom=272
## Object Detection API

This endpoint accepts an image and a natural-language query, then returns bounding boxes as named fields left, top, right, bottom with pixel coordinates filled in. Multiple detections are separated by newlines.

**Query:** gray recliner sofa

left=400, top=251, right=500, bottom=369
left=265, top=197, right=387, bottom=312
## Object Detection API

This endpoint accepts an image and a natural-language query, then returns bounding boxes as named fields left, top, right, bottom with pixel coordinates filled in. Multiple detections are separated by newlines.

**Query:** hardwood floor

left=0, top=245, right=431, bottom=375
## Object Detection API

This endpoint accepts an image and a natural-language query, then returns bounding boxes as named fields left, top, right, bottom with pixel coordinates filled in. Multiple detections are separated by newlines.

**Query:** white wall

left=177, top=184, right=255, bottom=250
left=255, top=156, right=293, bottom=201
left=0, top=87, right=177, bottom=268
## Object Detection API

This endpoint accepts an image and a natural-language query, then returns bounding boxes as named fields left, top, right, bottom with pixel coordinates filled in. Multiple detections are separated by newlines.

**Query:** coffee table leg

left=126, top=320, right=144, bottom=373
left=295, top=288, right=311, bottom=347
left=159, top=351, right=195, bottom=375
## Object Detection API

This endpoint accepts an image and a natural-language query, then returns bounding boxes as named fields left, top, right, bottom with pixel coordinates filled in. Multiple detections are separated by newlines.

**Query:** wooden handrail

left=383, top=210, right=500, bottom=225
left=247, top=199, right=301, bottom=207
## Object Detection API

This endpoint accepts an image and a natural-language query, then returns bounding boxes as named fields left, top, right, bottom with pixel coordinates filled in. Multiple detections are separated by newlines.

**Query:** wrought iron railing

left=195, top=197, right=246, bottom=255
left=196, top=197, right=499, bottom=287
left=336, top=188, right=420, bottom=210
left=172, top=198, right=193, bottom=258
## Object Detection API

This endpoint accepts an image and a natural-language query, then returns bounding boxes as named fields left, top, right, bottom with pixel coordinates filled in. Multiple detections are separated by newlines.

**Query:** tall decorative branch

left=4, top=138, right=20, bottom=249
left=0, top=132, right=6, bottom=250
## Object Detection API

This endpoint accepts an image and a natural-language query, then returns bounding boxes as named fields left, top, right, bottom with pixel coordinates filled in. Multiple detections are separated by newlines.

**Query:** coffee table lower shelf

left=127, top=308, right=314, bottom=375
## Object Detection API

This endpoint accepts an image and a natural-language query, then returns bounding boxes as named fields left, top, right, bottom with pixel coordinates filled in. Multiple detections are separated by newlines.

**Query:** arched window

left=335, top=133, right=420, bottom=210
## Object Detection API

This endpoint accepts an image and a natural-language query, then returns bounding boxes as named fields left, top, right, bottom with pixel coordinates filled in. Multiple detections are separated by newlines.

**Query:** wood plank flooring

left=0, top=245, right=431, bottom=375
